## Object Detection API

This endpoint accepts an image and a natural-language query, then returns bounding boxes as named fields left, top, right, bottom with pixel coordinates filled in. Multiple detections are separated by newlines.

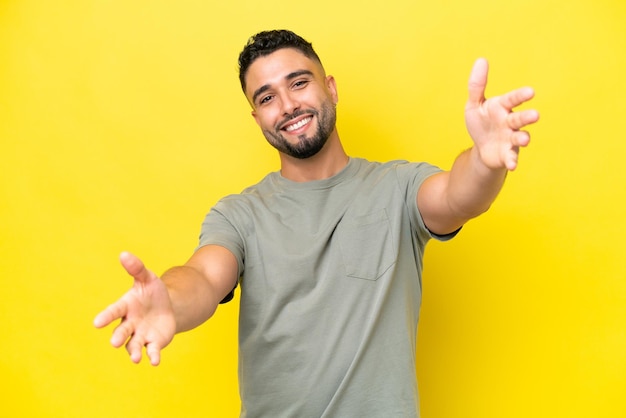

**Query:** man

left=94, top=30, right=539, bottom=417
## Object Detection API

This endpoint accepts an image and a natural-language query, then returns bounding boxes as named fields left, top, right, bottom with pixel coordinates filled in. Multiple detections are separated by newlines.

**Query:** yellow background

left=1, top=0, right=625, bottom=417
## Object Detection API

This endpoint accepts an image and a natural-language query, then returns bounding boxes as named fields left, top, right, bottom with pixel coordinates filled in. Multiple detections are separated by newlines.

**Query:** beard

left=262, top=99, right=336, bottom=159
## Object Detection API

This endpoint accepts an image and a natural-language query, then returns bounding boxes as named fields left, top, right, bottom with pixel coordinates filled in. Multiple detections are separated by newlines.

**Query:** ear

left=326, top=75, right=339, bottom=104
left=251, top=109, right=261, bottom=126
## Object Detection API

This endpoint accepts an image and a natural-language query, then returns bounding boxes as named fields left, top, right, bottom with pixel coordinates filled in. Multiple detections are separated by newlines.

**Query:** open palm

left=465, top=58, right=540, bottom=171
left=94, top=252, right=176, bottom=366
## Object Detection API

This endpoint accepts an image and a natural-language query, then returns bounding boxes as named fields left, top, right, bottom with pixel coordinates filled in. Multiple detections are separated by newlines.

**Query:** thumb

left=120, top=251, right=155, bottom=284
left=467, top=58, right=489, bottom=108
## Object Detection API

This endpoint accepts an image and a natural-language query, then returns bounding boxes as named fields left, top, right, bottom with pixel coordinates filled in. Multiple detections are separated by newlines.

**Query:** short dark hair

left=238, top=30, right=323, bottom=93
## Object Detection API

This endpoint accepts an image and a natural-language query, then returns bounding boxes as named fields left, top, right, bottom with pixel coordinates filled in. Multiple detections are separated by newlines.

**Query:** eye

left=259, top=95, right=274, bottom=105
left=292, top=79, right=309, bottom=89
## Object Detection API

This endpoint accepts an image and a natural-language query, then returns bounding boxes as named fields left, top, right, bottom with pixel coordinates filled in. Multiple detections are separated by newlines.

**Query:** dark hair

left=238, top=30, right=323, bottom=93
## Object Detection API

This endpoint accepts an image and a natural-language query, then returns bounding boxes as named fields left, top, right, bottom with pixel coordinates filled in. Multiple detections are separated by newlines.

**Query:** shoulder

left=216, top=171, right=280, bottom=207
left=352, top=158, right=441, bottom=183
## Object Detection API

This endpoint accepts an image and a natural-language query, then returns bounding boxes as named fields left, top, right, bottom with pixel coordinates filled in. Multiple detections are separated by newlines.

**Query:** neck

left=278, top=132, right=349, bottom=182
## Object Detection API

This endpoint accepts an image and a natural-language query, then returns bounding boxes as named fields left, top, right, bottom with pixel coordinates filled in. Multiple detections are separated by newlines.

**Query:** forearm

left=420, top=58, right=537, bottom=235
left=161, top=265, right=222, bottom=333
left=446, top=147, right=507, bottom=220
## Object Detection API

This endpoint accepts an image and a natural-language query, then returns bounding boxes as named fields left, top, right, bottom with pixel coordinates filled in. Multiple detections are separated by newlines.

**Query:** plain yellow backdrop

left=1, top=0, right=625, bottom=417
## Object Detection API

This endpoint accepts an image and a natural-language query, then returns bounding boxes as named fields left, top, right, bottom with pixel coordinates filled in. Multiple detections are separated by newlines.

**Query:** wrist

left=470, top=146, right=507, bottom=178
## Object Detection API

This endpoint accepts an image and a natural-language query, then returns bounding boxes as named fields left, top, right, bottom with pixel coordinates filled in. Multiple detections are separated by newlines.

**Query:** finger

left=511, top=130, right=531, bottom=148
left=499, top=87, right=535, bottom=111
left=467, top=58, right=489, bottom=107
left=146, top=342, right=162, bottom=366
left=120, top=251, right=154, bottom=284
left=522, top=109, right=540, bottom=125
left=126, top=336, right=144, bottom=364
left=93, top=300, right=128, bottom=328
left=505, top=147, right=520, bottom=171
left=507, top=109, right=540, bottom=131
left=110, top=319, right=135, bottom=348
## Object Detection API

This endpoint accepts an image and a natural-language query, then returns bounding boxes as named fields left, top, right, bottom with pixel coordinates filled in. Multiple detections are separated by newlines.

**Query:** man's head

left=238, top=30, right=323, bottom=94
left=238, top=30, right=338, bottom=160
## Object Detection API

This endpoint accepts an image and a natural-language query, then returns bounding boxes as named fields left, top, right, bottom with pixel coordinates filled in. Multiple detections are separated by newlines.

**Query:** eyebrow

left=251, top=69, right=315, bottom=104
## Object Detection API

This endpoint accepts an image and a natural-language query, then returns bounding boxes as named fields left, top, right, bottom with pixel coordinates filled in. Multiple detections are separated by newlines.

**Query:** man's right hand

left=94, top=252, right=176, bottom=366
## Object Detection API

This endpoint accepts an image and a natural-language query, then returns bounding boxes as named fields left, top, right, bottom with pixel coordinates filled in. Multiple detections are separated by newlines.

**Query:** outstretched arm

left=418, top=58, right=540, bottom=235
left=94, top=245, right=238, bottom=365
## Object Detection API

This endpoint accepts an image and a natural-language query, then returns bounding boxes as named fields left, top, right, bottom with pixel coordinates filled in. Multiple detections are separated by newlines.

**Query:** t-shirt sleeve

left=197, top=198, right=246, bottom=303
left=394, top=161, right=461, bottom=242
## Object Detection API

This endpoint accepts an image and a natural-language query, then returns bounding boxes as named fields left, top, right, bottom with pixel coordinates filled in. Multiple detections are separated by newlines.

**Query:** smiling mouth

left=283, top=116, right=312, bottom=132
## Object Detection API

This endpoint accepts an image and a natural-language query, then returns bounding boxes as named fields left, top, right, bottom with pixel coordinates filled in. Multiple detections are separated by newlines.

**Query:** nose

left=280, top=91, right=300, bottom=116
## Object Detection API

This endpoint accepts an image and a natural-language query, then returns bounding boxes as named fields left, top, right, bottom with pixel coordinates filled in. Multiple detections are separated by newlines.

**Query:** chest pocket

left=337, top=209, right=397, bottom=281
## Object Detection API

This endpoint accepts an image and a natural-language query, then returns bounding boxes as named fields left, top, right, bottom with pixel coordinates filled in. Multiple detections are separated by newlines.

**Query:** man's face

left=244, top=48, right=338, bottom=159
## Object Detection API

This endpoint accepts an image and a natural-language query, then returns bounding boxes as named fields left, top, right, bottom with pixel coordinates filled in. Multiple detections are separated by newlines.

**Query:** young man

left=94, top=30, right=539, bottom=417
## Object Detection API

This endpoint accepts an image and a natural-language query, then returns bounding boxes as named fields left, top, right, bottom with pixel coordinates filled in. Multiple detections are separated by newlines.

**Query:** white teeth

left=285, top=117, right=312, bottom=132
